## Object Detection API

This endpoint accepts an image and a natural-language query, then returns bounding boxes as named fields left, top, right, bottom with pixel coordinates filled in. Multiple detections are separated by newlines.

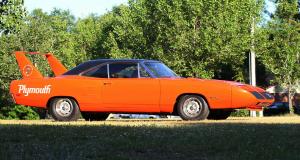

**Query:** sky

left=25, top=0, right=276, bottom=20
left=24, top=0, right=128, bottom=18
left=266, top=0, right=276, bottom=14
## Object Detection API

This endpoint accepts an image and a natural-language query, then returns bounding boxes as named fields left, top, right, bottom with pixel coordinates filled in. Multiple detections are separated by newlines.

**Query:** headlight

left=260, top=92, right=273, bottom=99
left=251, top=91, right=264, bottom=99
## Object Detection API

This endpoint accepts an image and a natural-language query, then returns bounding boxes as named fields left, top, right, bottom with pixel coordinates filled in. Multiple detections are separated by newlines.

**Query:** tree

left=0, top=0, right=269, bottom=119
left=257, top=0, right=300, bottom=114
left=0, top=0, right=25, bottom=34
left=73, top=14, right=103, bottom=62
left=0, top=0, right=25, bottom=106
left=94, top=0, right=263, bottom=80
left=0, top=9, right=80, bottom=106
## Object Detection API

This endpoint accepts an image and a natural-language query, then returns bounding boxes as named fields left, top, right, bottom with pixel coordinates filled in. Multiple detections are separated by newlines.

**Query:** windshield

left=144, top=62, right=178, bottom=78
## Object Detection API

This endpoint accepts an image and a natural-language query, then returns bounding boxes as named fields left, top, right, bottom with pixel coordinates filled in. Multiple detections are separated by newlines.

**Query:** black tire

left=177, top=95, right=209, bottom=120
left=207, top=109, right=232, bottom=120
left=49, top=97, right=80, bottom=121
left=81, top=112, right=109, bottom=121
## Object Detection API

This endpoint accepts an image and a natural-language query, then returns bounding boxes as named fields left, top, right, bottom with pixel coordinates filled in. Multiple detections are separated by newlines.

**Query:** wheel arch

left=173, top=93, right=210, bottom=115
left=47, top=96, right=80, bottom=109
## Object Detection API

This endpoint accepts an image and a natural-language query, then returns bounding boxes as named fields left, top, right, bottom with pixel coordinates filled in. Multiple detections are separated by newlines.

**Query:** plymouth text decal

left=18, top=85, right=51, bottom=96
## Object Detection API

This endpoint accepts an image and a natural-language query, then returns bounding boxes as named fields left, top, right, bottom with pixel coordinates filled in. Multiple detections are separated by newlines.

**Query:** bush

left=230, top=109, right=250, bottom=117
left=0, top=105, right=40, bottom=120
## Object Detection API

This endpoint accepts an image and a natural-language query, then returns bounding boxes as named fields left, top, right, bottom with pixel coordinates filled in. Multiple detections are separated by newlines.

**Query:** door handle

left=103, top=82, right=112, bottom=85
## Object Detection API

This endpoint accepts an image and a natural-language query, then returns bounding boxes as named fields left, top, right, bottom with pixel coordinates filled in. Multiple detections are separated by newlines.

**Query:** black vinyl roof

left=88, top=59, right=159, bottom=63
left=63, top=59, right=159, bottom=75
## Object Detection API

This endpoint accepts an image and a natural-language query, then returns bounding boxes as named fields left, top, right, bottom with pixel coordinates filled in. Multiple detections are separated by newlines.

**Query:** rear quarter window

left=82, top=65, right=108, bottom=78
left=63, top=61, right=103, bottom=75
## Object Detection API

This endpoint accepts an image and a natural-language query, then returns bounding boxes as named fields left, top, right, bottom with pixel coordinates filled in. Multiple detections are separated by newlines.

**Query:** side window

left=139, top=65, right=151, bottom=78
left=82, top=65, right=108, bottom=78
left=109, top=63, right=138, bottom=78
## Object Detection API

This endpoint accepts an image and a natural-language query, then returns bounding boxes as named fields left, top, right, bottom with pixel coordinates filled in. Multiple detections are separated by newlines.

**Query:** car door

left=79, top=63, right=109, bottom=111
left=102, top=62, right=160, bottom=112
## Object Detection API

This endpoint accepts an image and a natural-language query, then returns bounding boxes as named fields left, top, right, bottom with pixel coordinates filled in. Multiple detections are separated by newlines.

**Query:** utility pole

left=249, top=17, right=263, bottom=117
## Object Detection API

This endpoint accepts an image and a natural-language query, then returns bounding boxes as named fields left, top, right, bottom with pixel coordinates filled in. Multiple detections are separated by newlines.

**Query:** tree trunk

left=288, top=87, right=294, bottom=114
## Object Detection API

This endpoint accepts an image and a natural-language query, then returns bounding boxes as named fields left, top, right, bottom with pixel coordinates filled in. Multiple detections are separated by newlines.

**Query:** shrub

left=230, top=109, right=250, bottom=117
left=0, top=105, right=40, bottom=120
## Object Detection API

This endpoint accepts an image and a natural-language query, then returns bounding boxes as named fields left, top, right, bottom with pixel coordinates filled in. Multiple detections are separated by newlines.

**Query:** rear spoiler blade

left=14, top=51, right=67, bottom=79
left=44, top=53, right=67, bottom=76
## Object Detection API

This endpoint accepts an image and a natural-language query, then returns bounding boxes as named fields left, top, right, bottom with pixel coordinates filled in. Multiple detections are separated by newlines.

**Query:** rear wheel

left=82, top=112, right=110, bottom=121
left=177, top=95, right=209, bottom=120
left=49, top=98, right=80, bottom=121
left=207, top=109, right=232, bottom=120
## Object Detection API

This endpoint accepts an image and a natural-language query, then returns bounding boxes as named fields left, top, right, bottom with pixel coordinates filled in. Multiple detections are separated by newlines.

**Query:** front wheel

left=49, top=98, right=80, bottom=121
left=81, top=112, right=110, bottom=121
left=177, top=95, right=209, bottom=120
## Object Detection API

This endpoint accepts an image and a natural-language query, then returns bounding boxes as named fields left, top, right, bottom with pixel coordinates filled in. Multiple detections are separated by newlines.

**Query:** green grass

left=0, top=118, right=300, bottom=160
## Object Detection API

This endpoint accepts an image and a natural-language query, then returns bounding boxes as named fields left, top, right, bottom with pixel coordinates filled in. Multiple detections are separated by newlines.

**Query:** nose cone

left=231, top=85, right=274, bottom=109
left=232, top=86, right=257, bottom=108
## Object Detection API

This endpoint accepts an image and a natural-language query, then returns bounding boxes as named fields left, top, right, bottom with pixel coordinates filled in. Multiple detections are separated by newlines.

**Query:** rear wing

left=15, top=51, right=67, bottom=79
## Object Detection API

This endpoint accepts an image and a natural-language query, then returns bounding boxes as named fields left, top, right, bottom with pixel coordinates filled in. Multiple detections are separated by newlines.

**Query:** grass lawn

left=0, top=117, right=300, bottom=160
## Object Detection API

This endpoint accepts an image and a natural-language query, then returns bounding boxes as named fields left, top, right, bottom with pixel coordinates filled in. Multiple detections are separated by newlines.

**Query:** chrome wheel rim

left=182, top=97, right=202, bottom=117
left=55, top=99, right=73, bottom=117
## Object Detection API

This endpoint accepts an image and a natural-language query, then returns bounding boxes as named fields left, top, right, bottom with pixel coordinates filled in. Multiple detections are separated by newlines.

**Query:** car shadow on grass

left=0, top=122, right=299, bottom=160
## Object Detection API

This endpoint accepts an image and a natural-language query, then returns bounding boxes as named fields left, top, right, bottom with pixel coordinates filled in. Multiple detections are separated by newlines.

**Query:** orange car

left=10, top=51, right=274, bottom=121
